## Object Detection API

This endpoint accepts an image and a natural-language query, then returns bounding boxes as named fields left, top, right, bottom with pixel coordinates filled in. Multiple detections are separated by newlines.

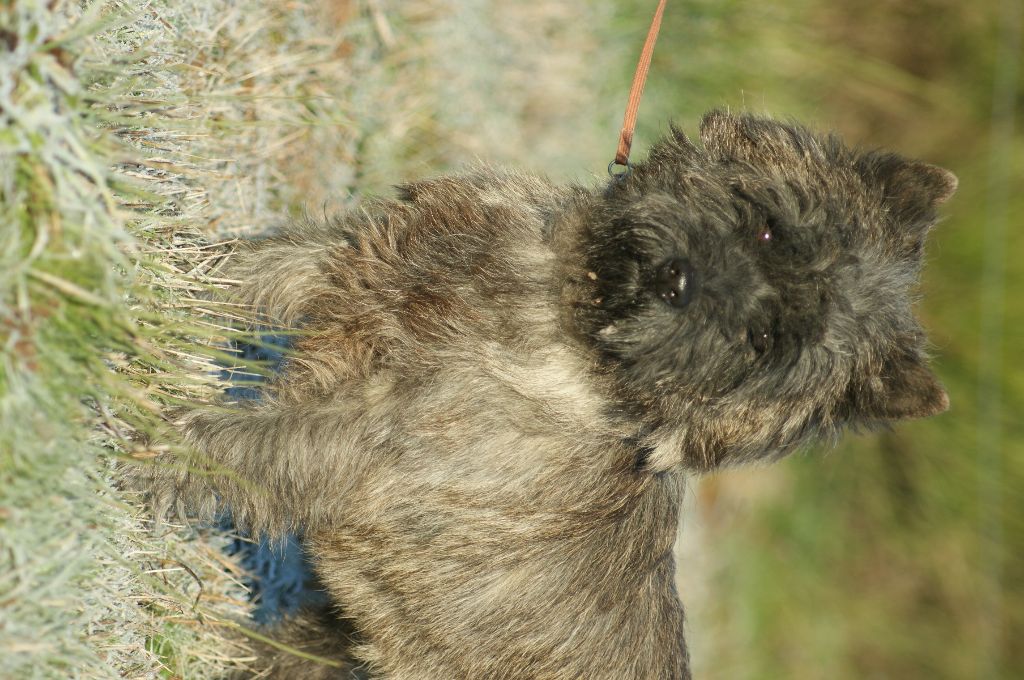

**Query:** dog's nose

left=654, top=258, right=695, bottom=308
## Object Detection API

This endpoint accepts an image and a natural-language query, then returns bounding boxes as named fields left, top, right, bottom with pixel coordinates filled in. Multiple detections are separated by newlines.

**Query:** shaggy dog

left=141, top=111, right=955, bottom=679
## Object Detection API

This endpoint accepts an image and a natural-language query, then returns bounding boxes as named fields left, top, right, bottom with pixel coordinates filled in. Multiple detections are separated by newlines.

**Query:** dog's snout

left=654, top=258, right=696, bottom=308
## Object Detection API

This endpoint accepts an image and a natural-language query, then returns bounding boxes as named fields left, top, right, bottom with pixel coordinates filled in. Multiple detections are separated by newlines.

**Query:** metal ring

left=608, top=160, right=633, bottom=181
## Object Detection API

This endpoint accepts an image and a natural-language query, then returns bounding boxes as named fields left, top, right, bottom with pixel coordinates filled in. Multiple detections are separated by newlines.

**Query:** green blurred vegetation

left=606, top=1, right=1022, bottom=678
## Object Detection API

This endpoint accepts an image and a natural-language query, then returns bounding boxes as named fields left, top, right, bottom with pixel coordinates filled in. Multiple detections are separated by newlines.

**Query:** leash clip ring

left=608, top=160, right=633, bottom=181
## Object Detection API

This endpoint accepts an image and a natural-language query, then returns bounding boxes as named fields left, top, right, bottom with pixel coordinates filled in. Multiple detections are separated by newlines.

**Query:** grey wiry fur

left=141, top=111, right=955, bottom=679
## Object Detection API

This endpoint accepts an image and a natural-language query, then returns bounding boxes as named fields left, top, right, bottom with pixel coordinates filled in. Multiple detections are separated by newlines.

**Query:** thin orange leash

left=610, top=0, right=668, bottom=179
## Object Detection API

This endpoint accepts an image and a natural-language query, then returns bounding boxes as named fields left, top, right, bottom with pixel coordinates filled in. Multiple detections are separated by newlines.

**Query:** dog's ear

left=856, top=152, right=957, bottom=259
left=698, top=110, right=828, bottom=168
left=848, top=351, right=949, bottom=421
left=642, top=123, right=699, bottom=170
left=699, top=109, right=754, bottom=160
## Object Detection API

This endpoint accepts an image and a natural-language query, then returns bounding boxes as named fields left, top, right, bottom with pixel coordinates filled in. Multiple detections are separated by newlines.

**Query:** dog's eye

left=757, top=218, right=776, bottom=243
left=756, top=215, right=785, bottom=244
left=748, top=327, right=772, bottom=355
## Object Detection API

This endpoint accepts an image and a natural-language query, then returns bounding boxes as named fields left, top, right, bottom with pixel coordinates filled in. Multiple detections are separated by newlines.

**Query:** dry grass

left=1, top=0, right=364, bottom=675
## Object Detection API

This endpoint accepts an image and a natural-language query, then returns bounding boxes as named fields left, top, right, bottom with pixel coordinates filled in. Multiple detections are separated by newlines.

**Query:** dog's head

left=578, top=111, right=954, bottom=471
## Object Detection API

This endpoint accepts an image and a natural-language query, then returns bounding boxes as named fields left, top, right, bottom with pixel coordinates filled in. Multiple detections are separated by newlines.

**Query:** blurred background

left=1, top=0, right=1019, bottom=677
